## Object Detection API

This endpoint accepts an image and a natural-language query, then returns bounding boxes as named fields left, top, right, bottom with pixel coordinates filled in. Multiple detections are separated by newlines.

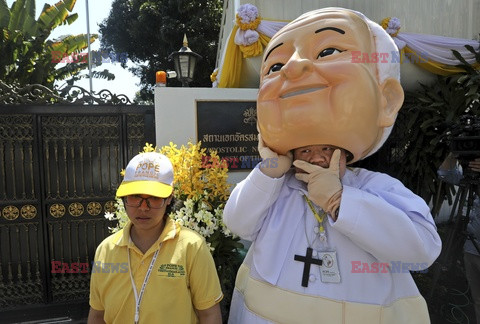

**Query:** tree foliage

left=0, top=0, right=104, bottom=88
left=99, top=0, right=223, bottom=100
left=393, top=46, right=480, bottom=204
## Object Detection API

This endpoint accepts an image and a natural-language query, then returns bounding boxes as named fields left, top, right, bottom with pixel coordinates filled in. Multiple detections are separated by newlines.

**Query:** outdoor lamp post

left=168, top=34, right=202, bottom=87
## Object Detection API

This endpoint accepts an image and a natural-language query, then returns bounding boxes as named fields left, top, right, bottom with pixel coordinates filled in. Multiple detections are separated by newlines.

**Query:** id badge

left=318, top=251, right=341, bottom=283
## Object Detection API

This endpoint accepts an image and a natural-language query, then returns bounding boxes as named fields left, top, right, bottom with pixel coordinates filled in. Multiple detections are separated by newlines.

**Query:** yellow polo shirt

left=89, top=219, right=223, bottom=323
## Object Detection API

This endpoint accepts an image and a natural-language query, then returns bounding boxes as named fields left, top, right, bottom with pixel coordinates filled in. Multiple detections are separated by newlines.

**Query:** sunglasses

left=124, top=195, right=167, bottom=209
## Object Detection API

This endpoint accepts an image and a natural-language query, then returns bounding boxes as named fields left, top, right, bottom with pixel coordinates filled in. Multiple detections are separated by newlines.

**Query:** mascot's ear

left=378, top=78, right=404, bottom=127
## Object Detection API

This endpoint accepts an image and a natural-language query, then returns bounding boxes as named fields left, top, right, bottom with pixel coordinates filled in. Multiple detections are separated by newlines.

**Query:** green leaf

left=452, top=49, right=476, bottom=74
left=64, top=13, right=78, bottom=25
left=24, top=0, right=35, bottom=21
left=466, top=85, right=478, bottom=97
left=8, top=0, right=28, bottom=32
left=465, top=44, right=480, bottom=63
left=49, top=33, right=97, bottom=59
left=38, top=0, right=76, bottom=30
left=0, top=0, right=10, bottom=28
left=21, top=12, right=37, bottom=37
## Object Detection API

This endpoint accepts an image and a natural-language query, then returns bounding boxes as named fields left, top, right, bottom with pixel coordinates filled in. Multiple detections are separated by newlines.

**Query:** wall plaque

left=197, top=101, right=261, bottom=170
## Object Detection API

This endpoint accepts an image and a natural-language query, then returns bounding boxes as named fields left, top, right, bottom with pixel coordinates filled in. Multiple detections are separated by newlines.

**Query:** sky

left=6, top=0, right=141, bottom=101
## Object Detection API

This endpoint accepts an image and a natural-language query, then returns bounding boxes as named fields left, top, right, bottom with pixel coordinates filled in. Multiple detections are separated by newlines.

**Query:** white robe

left=223, top=166, right=442, bottom=324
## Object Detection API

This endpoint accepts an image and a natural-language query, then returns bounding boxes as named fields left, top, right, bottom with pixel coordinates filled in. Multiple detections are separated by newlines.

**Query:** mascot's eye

left=267, top=63, right=284, bottom=74
left=318, top=48, right=343, bottom=58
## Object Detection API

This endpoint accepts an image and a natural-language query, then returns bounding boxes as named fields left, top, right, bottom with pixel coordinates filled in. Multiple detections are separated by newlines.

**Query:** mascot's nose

left=282, top=53, right=314, bottom=80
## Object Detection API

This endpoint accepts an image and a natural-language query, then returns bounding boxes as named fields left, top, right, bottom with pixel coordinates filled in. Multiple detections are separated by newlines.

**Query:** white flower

left=108, top=226, right=119, bottom=233
left=184, top=199, right=194, bottom=211
left=386, top=17, right=401, bottom=36
left=388, top=17, right=401, bottom=30
left=206, top=242, right=215, bottom=252
left=104, top=212, right=116, bottom=221
left=222, top=226, right=231, bottom=236
left=200, top=227, right=210, bottom=237
left=166, top=196, right=237, bottom=247
left=237, top=4, right=258, bottom=23
left=200, top=200, right=211, bottom=211
left=238, top=29, right=260, bottom=46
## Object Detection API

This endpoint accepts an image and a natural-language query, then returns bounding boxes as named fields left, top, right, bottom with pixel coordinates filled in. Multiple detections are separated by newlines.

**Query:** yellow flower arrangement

left=159, top=141, right=230, bottom=204
left=159, top=141, right=238, bottom=252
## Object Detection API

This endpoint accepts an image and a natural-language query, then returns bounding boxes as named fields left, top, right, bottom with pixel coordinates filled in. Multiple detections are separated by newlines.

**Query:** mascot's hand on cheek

left=294, top=149, right=342, bottom=215
left=258, top=133, right=293, bottom=178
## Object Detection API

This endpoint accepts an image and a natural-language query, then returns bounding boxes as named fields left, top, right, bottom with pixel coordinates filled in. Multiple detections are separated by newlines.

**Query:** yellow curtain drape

left=218, top=27, right=271, bottom=88
left=218, top=25, right=244, bottom=88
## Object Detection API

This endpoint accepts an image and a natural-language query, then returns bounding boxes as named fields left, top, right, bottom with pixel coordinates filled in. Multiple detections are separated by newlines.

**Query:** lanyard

left=303, top=195, right=327, bottom=243
left=128, top=246, right=161, bottom=324
left=303, top=195, right=326, bottom=231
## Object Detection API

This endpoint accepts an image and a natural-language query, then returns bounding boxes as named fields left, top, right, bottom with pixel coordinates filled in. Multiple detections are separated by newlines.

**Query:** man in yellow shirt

left=88, top=152, right=223, bottom=324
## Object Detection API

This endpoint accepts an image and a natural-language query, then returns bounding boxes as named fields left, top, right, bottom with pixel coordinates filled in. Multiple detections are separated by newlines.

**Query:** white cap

left=116, top=152, right=174, bottom=198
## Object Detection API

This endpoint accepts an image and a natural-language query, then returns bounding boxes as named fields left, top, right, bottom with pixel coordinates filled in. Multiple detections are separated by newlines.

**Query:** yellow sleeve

left=89, top=245, right=105, bottom=311
left=189, top=239, right=224, bottom=310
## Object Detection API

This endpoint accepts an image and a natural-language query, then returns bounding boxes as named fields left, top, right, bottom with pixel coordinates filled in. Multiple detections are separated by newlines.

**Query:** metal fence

left=0, top=105, right=154, bottom=316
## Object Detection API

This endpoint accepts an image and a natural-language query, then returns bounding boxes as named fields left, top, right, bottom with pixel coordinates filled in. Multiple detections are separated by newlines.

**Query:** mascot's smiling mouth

left=280, top=86, right=326, bottom=99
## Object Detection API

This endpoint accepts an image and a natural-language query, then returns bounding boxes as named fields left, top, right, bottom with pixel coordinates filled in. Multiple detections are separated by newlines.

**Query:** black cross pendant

left=294, top=247, right=323, bottom=287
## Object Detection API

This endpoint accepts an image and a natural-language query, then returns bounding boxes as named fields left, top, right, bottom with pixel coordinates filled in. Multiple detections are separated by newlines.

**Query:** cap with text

left=116, top=152, right=174, bottom=198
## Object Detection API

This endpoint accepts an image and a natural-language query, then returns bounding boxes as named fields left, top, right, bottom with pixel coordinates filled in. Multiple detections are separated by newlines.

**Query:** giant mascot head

left=257, top=7, right=404, bottom=163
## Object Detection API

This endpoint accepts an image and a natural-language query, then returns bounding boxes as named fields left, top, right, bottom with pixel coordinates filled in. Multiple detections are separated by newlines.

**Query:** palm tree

left=0, top=0, right=112, bottom=88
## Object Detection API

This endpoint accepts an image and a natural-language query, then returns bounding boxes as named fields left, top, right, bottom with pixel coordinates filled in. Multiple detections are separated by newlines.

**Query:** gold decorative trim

left=2, top=205, right=19, bottom=220
left=50, top=204, right=66, bottom=218
left=104, top=201, right=117, bottom=213
left=68, top=202, right=84, bottom=217
left=21, top=205, right=37, bottom=219
left=87, top=202, right=102, bottom=216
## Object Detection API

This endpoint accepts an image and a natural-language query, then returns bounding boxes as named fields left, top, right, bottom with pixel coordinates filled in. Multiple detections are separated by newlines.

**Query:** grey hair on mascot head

left=349, top=8, right=401, bottom=158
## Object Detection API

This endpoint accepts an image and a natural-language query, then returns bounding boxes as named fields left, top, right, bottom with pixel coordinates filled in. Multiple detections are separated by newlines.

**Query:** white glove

left=258, top=133, right=293, bottom=178
left=294, top=149, right=342, bottom=213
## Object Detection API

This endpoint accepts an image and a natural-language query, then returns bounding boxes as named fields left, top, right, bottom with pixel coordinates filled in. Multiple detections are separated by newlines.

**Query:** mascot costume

left=223, top=7, right=442, bottom=324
